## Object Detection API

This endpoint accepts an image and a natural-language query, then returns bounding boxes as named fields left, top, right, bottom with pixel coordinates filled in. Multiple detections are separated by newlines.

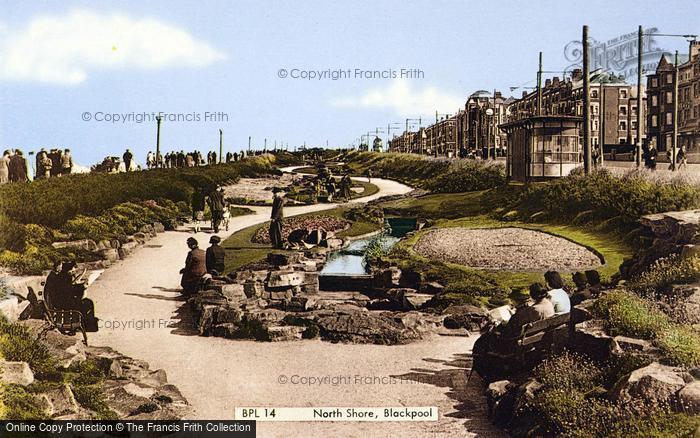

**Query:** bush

left=629, top=255, right=700, bottom=297
left=0, top=316, right=59, bottom=379
left=513, top=169, right=700, bottom=229
left=425, top=160, right=506, bottom=193
left=592, top=291, right=670, bottom=339
left=655, top=325, right=700, bottom=367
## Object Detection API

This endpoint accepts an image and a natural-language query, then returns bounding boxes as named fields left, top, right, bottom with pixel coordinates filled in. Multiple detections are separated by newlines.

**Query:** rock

left=267, top=326, right=304, bottom=341
left=221, top=284, right=246, bottom=302
left=99, top=248, right=120, bottom=262
left=285, top=296, right=317, bottom=312
left=402, top=292, right=432, bottom=310
left=611, top=336, right=658, bottom=356
left=133, top=232, right=148, bottom=244
left=366, top=299, right=399, bottom=311
left=246, top=309, right=287, bottom=325
left=571, top=300, right=595, bottom=325
left=152, top=222, right=166, bottom=233
left=139, top=369, right=168, bottom=387
left=572, top=319, right=616, bottom=362
left=385, top=288, right=415, bottom=303
left=267, top=290, right=294, bottom=301
left=51, top=239, right=97, bottom=251
left=267, top=271, right=305, bottom=288
left=374, top=267, right=402, bottom=289
left=216, top=307, right=242, bottom=324
left=320, top=238, right=344, bottom=250
left=103, top=385, right=154, bottom=418
left=195, top=304, right=219, bottom=335
left=210, top=323, right=241, bottom=338
left=678, top=381, right=700, bottom=414
left=398, top=270, right=422, bottom=289
left=0, top=360, right=34, bottom=386
left=244, top=281, right=265, bottom=298
left=123, top=382, right=157, bottom=399
left=44, top=384, right=79, bottom=417
left=267, top=252, right=302, bottom=266
left=0, top=296, right=31, bottom=323
left=420, top=281, right=445, bottom=295
left=60, top=351, right=87, bottom=369
left=154, top=384, right=188, bottom=408
left=442, top=305, right=487, bottom=331
left=611, top=362, right=686, bottom=406
left=316, top=312, right=420, bottom=345
left=109, top=359, right=125, bottom=379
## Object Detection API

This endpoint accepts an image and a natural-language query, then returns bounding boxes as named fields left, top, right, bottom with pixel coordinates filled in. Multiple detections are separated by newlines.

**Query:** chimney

left=545, top=78, right=552, bottom=87
left=552, top=76, right=560, bottom=86
left=691, top=40, right=700, bottom=61
left=522, top=91, right=528, bottom=98
left=571, top=69, right=583, bottom=81
left=494, top=91, right=502, bottom=99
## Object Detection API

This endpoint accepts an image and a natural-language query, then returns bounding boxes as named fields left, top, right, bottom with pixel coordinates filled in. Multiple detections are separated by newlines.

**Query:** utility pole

left=537, top=52, right=543, bottom=115
left=493, top=89, right=498, bottom=159
left=248, top=136, right=251, bottom=152
left=672, top=50, right=679, bottom=171
left=583, top=25, right=592, bottom=174
left=218, top=129, right=223, bottom=163
left=155, top=115, right=162, bottom=168
left=636, top=25, right=643, bottom=167
left=264, top=138, right=267, bottom=152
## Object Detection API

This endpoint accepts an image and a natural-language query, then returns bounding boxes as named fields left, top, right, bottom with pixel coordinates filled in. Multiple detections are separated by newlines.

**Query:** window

left=667, top=73, right=673, bottom=84
left=620, top=89, right=628, bottom=99
left=666, top=91, right=673, bottom=104
left=592, top=104, right=599, bottom=115
left=666, top=112, right=673, bottom=125
left=632, top=121, right=638, bottom=130
left=652, top=115, right=658, bottom=127
left=620, top=105, right=628, bottom=116
left=652, top=95, right=658, bottom=106
left=620, top=138, right=627, bottom=144
left=620, top=121, right=627, bottom=131
left=651, top=78, right=658, bottom=87
left=591, top=89, right=599, bottom=98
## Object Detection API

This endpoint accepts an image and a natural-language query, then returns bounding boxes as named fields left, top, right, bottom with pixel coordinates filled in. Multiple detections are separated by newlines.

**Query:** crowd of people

left=0, top=148, right=75, bottom=184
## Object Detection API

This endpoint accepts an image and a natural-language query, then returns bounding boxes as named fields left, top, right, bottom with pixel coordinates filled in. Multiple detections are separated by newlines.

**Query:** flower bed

left=251, top=215, right=349, bottom=244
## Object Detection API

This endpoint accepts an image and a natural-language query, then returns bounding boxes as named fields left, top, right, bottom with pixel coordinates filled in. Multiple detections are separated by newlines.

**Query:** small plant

left=629, top=254, right=700, bottom=298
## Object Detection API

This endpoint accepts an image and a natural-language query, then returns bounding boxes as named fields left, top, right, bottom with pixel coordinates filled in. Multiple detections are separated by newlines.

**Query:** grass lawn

left=221, top=206, right=383, bottom=273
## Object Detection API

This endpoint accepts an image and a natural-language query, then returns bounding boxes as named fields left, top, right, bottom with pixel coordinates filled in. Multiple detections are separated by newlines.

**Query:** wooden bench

left=30, top=285, right=88, bottom=345
left=471, top=313, right=570, bottom=382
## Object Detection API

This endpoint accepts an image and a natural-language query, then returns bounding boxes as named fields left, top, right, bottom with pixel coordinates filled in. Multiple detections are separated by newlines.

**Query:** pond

left=319, top=218, right=415, bottom=276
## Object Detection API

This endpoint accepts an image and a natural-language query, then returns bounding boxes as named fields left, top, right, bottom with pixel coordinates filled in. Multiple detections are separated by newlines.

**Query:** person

left=191, top=188, right=206, bottom=233
left=180, top=237, right=207, bottom=295
left=123, top=149, right=133, bottom=172
left=592, top=145, right=601, bottom=168
left=43, top=261, right=98, bottom=332
left=501, top=283, right=555, bottom=338
left=8, top=149, right=29, bottom=182
left=544, top=270, right=570, bottom=315
left=325, top=178, right=336, bottom=202
left=678, top=145, right=688, bottom=170
left=570, top=272, right=592, bottom=306
left=644, top=145, right=657, bottom=170
left=340, top=174, right=352, bottom=200
left=61, top=148, right=73, bottom=175
left=226, top=151, right=233, bottom=163
left=0, top=150, right=10, bottom=184
left=36, top=149, right=47, bottom=179
left=146, top=151, right=154, bottom=169
left=366, top=169, right=372, bottom=183
left=269, top=187, right=285, bottom=248
left=585, top=270, right=602, bottom=296
left=208, top=187, right=226, bottom=233
left=49, top=149, right=62, bottom=177
left=206, top=235, right=226, bottom=275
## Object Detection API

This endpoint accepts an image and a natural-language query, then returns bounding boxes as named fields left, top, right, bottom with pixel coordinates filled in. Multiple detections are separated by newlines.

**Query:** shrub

left=425, top=160, right=506, bottom=193
left=592, top=291, right=670, bottom=339
left=0, top=316, right=58, bottom=379
left=655, top=325, right=700, bottom=367
left=629, top=255, right=700, bottom=297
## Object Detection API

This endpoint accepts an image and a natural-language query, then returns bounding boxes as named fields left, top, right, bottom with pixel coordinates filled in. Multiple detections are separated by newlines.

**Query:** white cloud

left=0, top=9, right=225, bottom=84
left=331, top=79, right=463, bottom=117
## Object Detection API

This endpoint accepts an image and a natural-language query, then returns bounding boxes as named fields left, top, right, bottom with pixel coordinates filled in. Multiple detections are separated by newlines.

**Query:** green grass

left=377, top=189, right=632, bottom=307
left=222, top=206, right=383, bottom=273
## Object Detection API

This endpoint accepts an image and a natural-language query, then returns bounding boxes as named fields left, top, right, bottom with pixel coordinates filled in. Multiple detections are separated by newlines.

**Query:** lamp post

left=155, top=115, right=162, bottom=168
left=485, top=108, right=495, bottom=159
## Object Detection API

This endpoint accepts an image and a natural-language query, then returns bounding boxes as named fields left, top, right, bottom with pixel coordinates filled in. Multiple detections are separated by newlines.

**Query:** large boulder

left=52, top=239, right=98, bottom=251
left=0, top=296, right=30, bottom=323
left=0, top=360, right=34, bottom=386
left=572, top=319, right=616, bottom=362
left=316, top=312, right=420, bottom=345
left=442, top=305, right=487, bottom=331
left=611, top=362, right=686, bottom=406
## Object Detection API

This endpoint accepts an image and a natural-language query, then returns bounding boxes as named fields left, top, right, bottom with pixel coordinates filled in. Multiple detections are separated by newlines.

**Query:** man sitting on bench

left=44, top=261, right=98, bottom=332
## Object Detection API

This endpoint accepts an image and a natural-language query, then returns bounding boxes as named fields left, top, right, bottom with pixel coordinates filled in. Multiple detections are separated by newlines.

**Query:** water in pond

left=320, top=218, right=415, bottom=276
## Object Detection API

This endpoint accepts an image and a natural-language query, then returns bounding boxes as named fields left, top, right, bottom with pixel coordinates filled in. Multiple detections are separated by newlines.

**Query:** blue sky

left=0, top=0, right=697, bottom=166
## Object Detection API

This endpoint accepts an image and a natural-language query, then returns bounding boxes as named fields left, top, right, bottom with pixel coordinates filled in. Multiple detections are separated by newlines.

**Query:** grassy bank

left=0, top=155, right=284, bottom=274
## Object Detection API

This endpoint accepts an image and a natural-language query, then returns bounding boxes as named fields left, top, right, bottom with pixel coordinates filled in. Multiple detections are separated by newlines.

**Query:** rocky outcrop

left=0, top=360, right=35, bottom=386
left=623, top=210, right=700, bottom=279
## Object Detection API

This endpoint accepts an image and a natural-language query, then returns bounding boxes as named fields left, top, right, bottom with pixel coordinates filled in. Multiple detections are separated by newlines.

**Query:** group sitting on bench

left=472, top=270, right=601, bottom=381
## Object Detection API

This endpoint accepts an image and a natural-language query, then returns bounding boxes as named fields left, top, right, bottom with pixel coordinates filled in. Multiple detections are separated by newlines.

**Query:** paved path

left=85, top=170, right=501, bottom=437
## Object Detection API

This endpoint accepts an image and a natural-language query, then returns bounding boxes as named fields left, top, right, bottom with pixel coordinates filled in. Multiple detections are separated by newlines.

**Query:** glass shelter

left=500, top=115, right=583, bottom=182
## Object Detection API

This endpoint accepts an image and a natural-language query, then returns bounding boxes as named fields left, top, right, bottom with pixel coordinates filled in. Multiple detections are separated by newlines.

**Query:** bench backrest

left=519, top=313, right=570, bottom=347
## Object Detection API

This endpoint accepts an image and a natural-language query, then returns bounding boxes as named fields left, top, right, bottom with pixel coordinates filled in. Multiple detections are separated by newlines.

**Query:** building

left=459, top=90, right=513, bottom=158
left=509, top=69, right=645, bottom=154
left=645, top=41, right=700, bottom=153
left=500, top=115, right=583, bottom=182
left=424, top=115, right=458, bottom=157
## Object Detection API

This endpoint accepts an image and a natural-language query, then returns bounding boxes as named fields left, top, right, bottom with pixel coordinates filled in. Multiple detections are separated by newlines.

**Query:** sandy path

left=85, top=169, right=501, bottom=437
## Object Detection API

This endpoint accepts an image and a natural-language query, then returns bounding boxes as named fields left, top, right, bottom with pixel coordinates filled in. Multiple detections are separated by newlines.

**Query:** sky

left=0, top=0, right=697, bottom=167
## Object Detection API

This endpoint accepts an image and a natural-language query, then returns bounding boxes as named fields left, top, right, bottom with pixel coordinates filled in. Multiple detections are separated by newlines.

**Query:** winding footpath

left=85, top=167, right=502, bottom=437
